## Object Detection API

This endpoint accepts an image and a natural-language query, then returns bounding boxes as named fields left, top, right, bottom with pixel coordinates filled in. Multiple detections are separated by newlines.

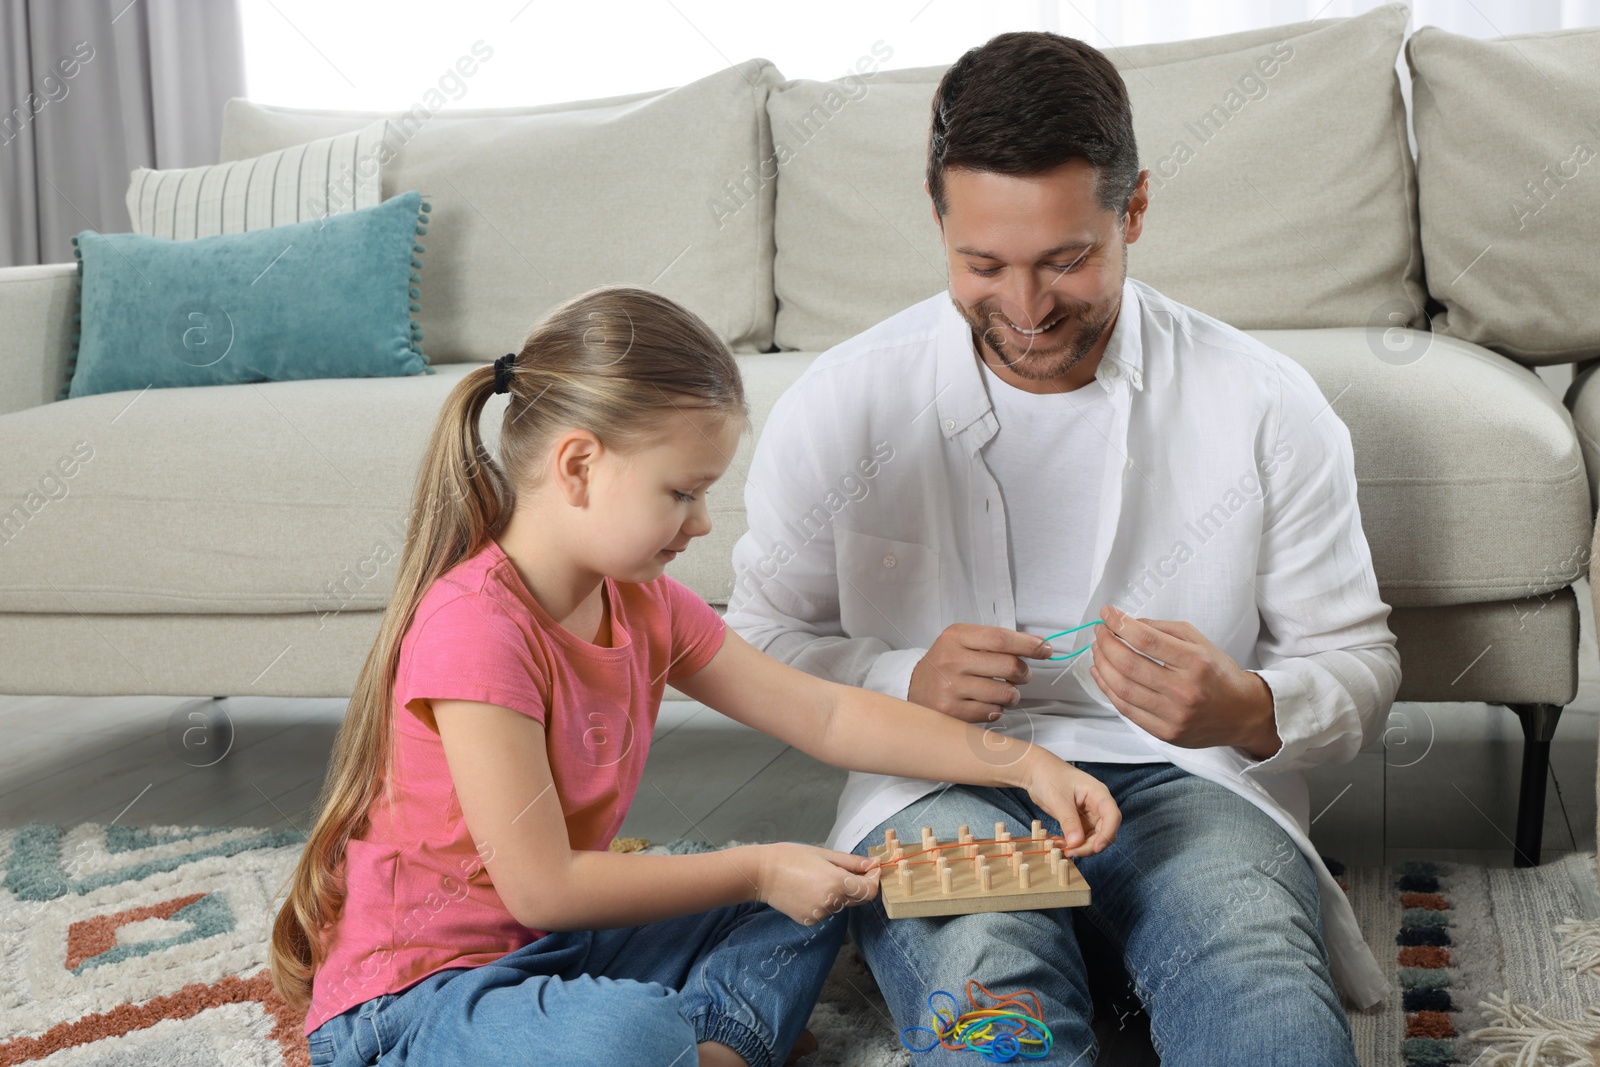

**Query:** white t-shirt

left=979, top=358, right=1159, bottom=763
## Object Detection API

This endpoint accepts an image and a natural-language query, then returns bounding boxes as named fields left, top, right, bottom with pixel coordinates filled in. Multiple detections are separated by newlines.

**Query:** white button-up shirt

left=726, top=277, right=1401, bottom=1009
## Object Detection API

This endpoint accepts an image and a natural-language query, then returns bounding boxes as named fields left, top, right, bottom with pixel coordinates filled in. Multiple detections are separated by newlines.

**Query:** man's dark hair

left=927, top=32, right=1141, bottom=219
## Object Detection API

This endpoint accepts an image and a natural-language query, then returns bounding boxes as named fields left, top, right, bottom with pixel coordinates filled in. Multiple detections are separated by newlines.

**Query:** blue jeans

left=848, top=763, right=1358, bottom=1066
left=307, top=900, right=846, bottom=1067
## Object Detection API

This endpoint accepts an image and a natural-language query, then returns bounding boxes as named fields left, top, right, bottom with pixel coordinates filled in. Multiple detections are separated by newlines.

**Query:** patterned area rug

left=1293, top=856, right=1600, bottom=1067
left=1, top=825, right=1595, bottom=1066
left=0, top=823, right=309, bottom=1065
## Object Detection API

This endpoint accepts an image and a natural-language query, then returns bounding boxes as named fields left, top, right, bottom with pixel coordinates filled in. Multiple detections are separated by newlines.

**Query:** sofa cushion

left=1251, top=329, right=1591, bottom=609
left=0, top=364, right=479, bottom=615
left=217, top=61, right=783, bottom=362
left=1, top=331, right=1581, bottom=615
left=64, top=191, right=432, bottom=400
left=127, top=119, right=389, bottom=239
left=770, top=3, right=1423, bottom=351
left=1406, top=24, right=1600, bottom=366
left=0, top=353, right=810, bottom=616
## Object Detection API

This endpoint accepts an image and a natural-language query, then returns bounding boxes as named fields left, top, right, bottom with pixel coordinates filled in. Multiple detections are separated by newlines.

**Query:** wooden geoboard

left=866, top=821, right=1092, bottom=919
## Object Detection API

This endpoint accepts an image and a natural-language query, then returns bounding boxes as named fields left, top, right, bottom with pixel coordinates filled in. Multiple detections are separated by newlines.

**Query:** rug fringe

left=1468, top=991, right=1600, bottom=1066
left=1554, top=918, right=1600, bottom=978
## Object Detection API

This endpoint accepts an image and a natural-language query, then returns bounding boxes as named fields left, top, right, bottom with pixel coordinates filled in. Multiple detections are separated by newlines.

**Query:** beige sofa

left=2, top=5, right=1595, bottom=865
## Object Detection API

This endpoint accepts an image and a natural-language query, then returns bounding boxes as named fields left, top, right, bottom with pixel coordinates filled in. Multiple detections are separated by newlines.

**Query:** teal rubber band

left=1038, top=619, right=1105, bottom=661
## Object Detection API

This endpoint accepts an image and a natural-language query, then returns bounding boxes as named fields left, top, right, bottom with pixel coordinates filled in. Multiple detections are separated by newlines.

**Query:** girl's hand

left=1019, top=753, right=1122, bottom=858
left=753, top=843, right=881, bottom=925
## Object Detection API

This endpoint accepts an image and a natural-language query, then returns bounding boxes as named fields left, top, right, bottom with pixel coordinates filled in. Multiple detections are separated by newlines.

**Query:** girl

left=270, top=286, right=1121, bottom=1067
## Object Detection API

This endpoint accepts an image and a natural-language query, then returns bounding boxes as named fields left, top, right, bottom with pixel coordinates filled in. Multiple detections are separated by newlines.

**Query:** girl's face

left=577, top=408, right=741, bottom=583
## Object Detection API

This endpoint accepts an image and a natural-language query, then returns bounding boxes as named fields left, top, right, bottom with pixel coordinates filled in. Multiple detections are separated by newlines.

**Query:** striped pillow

left=125, top=119, right=390, bottom=240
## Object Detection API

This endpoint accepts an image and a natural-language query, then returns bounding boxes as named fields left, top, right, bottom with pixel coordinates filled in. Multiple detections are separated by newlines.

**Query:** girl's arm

left=673, top=628, right=1121, bottom=855
left=430, top=699, right=877, bottom=933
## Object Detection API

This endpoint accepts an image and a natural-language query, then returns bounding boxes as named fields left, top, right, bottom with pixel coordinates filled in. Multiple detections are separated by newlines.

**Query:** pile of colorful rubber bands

left=899, top=980, right=1053, bottom=1062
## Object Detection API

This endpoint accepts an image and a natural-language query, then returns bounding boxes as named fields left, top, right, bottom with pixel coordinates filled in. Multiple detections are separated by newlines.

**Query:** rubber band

left=867, top=836, right=1076, bottom=870
left=1037, top=619, right=1105, bottom=661
left=898, top=980, right=1054, bottom=1062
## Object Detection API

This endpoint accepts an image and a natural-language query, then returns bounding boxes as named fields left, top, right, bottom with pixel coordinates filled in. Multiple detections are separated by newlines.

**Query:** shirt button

left=1105, top=363, right=1121, bottom=379
left=883, top=554, right=897, bottom=568
left=945, top=419, right=956, bottom=431
left=1125, top=456, right=1134, bottom=470
left=1131, top=369, right=1143, bottom=387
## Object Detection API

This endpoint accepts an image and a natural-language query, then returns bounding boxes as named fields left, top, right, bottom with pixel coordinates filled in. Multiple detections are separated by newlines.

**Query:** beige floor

left=1, top=584, right=1595, bottom=870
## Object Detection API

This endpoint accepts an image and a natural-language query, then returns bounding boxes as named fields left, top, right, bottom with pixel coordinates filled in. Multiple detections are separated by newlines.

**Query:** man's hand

left=1088, top=605, right=1282, bottom=759
left=907, top=623, right=1054, bottom=723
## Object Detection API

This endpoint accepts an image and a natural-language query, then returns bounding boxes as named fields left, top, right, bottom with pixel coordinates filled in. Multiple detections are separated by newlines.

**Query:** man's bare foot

left=784, top=1029, right=818, bottom=1065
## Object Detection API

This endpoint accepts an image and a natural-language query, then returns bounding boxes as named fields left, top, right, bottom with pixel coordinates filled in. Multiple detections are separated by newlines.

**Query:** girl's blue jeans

left=848, top=762, right=1361, bottom=1066
left=306, top=898, right=847, bottom=1067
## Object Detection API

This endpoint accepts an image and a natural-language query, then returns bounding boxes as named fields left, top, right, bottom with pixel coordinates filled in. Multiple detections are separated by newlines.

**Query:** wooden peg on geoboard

left=866, top=828, right=1091, bottom=919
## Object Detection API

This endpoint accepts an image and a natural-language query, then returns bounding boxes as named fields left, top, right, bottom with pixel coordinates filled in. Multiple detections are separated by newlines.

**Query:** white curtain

left=0, top=0, right=245, bottom=268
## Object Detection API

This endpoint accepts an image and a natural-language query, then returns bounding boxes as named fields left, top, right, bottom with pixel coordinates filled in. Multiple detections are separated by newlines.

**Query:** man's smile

left=1002, top=312, right=1067, bottom=338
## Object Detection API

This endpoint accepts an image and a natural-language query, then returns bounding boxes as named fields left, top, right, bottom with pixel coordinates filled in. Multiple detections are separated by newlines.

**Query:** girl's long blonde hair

left=269, top=285, right=746, bottom=1009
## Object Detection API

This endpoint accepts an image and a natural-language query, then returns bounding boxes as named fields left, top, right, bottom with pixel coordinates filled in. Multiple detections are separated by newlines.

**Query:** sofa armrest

left=1564, top=364, right=1600, bottom=526
left=0, top=262, right=77, bottom=416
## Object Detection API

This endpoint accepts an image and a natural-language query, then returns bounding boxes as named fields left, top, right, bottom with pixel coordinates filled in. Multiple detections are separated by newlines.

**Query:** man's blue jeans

left=848, top=762, right=1359, bottom=1065
left=306, top=900, right=846, bottom=1067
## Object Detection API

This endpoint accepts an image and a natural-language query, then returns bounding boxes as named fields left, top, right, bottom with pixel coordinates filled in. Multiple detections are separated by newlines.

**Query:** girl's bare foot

left=697, top=1026, right=817, bottom=1066
left=784, top=1028, right=818, bottom=1065
left=697, top=1041, right=745, bottom=1067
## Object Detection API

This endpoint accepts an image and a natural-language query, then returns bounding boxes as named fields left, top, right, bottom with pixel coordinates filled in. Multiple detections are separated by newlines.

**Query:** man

left=726, top=30, right=1399, bottom=1065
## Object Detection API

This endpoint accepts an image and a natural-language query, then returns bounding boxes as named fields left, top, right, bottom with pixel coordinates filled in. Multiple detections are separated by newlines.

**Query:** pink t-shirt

left=304, top=537, right=727, bottom=1034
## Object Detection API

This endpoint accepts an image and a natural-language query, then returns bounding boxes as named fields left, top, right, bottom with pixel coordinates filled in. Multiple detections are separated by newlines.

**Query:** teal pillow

left=63, top=190, right=434, bottom=400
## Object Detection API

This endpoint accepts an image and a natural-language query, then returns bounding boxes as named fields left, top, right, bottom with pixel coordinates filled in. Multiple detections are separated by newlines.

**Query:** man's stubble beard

left=956, top=245, right=1128, bottom=383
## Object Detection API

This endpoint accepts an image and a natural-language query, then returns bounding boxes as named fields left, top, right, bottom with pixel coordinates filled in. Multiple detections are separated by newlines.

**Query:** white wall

left=239, top=0, right=1599, bottom=114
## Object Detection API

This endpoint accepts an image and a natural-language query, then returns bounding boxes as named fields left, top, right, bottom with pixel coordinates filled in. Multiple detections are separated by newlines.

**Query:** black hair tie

left=493, top=352, right=516, bottom=395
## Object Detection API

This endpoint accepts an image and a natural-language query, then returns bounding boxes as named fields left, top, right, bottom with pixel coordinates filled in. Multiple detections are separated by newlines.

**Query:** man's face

left=935, top=159, right=1148, bottom=384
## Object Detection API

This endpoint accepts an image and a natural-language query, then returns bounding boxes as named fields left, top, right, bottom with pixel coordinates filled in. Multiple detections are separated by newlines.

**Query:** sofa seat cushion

left=0, top=364, right=482, bottom=615
left=0, top=354, right=814, bottom=616
left=0, top=331, right=1583, bottom=616
left=1251, top=329, right=1591, bottom=608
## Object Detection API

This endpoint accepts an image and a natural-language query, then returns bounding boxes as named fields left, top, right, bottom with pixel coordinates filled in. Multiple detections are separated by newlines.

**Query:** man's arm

left=1241, top=358, right=1401, bottom=772
left=1083, top=357, right=1399, bottom=771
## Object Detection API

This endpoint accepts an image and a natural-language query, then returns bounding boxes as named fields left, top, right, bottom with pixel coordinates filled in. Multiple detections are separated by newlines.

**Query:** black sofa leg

left=1506, top=702, right=1563, bottom=868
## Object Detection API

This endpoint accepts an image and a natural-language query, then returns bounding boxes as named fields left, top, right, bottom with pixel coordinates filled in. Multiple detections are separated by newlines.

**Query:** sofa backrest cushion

left=1406, top=24, right=1600, bottom=366
left=769, top=3, right=1424, bottom=351
left=218, top=61, right=783, bottom=362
